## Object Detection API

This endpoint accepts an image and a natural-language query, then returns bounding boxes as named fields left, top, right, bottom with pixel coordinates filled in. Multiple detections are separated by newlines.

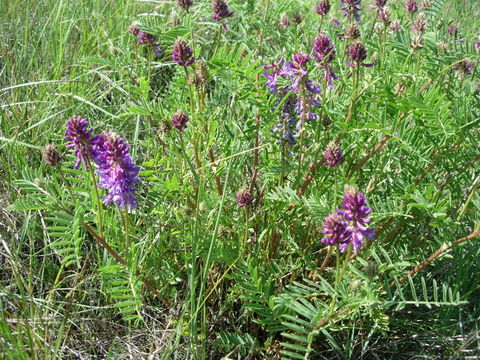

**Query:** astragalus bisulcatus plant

left=1, top=0, right=479, bottom=358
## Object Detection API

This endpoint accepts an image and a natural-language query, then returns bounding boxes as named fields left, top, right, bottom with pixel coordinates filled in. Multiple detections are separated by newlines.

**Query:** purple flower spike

left=475, top=40, right=480, bottom=51
left=292, top=52, right=311, bottom=68
left=316, top=0, right=331, bottom=16
left=93, top=132, right=140, bottom=210
left=405, top=0, right=418, bottom=14
left=452, top=60, right=474, bottom=76
left=313, top=34, right=336, bottom=63
left=340, top=0, right=362, bottom=22
left=43, top=144, right=63, bottom=167
left=138, top=31, right=158, bottom=46
left=448, top=23, right=459, bottom=37
left=211, top=0, right=234, bottom=21
left=172, top=38, right=195, bottom=67
left=337, top=185, right=375, bottom=253
left=236, top=189, right=253, bottom=208
left=347, top=41, right=373, bottom=67
left=322, top=213, right=351, bottom=249
left=171, top=110, right=189, bottom=131
left=313, top=34, right=338, bottom=88
left=176, top=0, right=193, bottom=10
left=323, top=141, right=345, bottom=167
left=65, top=116, right=94, bottom=169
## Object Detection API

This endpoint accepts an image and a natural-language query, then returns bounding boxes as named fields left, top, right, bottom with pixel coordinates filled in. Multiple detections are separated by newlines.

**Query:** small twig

left=390, top=229, right=480, bottom=288
left=348, top=134, right=391, bottom=178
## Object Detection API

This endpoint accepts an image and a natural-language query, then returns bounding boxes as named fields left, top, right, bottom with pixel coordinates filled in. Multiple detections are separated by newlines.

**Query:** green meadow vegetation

left=1, top=0, right=479, bottom=358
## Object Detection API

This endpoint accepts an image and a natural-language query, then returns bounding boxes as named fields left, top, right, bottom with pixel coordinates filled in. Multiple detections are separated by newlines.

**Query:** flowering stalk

left=65, top=116, right=104, bottom=235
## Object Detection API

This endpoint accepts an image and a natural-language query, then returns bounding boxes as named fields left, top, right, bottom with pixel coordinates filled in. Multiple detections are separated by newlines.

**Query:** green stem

left=86, top=157, right=103, bottom=236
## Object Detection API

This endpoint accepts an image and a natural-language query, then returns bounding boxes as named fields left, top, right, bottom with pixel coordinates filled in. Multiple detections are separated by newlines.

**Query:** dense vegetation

left=1, top=0, right=479, bottom=358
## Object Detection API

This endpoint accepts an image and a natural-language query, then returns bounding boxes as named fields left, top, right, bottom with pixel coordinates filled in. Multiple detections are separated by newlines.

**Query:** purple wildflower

left=390, top=21, right=401, bottom=31
left=347, top=41, right=373, bottom=67
left=378, top=7, right=391, bottom=26
left=65, top=116, right=94, bottom=169
left=452, top=60, right=474, bottom=76
left=129, top=24, right=162, bottom=57
left=128, top=22, right=140, bottom=36
left=292, top=12, right=302, bottom=25
left=176, top=0, right=193, bottom=10
left=172, top=38, right=195, bottom=66
left=340, top=0, right=362, bottom=22
left=405, top=0, right=418, bottom=14
left=43, top=144, right=63, bottom=166
left=313, top=34, right=336, bottom=63
left=171, top=110, right=189, bottom=131
left=313, top=34, right=338, bottom=88
left=344, top=22, right=361, bottom=40
left=322, top=213, right=351, bottom=249
left=336, top=186, right=375, bottom=253
left=448, top=23, right=459, bottom=37
left=412, top=14, right=428, bottom=33
left=235, top=189, right=253, bottom=208
left=264, top=56, right=321, bottom=145
left=323, top=141, right=345, bottom=167
left=331, top=17, right=342, bottom=26
left=316, top=0, right=331, bottom=16
left=372, top=0, right=387, bottom=8
left=93, top=132, right=140, bottom=210
left=211, top=0, right=234, bottom=21
left=280, top=13, right=290, bottom=28
left=475, top=40, right=480, bottom=51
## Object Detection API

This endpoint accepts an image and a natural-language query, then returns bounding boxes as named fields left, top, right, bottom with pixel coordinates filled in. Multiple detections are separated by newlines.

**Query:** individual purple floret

left=211, top=0, right=234, bottom=21
left=340, top=0, right=362, bottom=22
left=176, top=0, right=193, bottom=10
left=323, top=141, right=345, bottom=167
left=337, top=185, right=375, bottom=253
left=316, top=0, right=331, bottom=16
left=405, top=0, right=418, bottom=14
left=235, top=189, right=253, bottom=208
left=171, top=110, right=189, bottom=131
left=347, top=41, right=373, bottom=67
left=93, top=132, right=140, bottom=210
left=322, top=213, right=351, bottom=249
left=475, top=40, right=480, bottom=51
left=65, top=116, right=95, bottom=169
left=313, top=34, right=338, bottom=88
left=172, top=38, right=195, bottom=66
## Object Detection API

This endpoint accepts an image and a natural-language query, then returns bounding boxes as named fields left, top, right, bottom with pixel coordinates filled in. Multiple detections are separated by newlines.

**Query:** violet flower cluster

left=312, top=33, right=338, bottom=88
left=92, top=132, right=141, bottom=210
left=172, top=38, right=195, bottom=67
left=322, top=186, right=375, bottom=253
left=211, top=0, right=233, bottom=22
left=323, top=141, right=345, bottom=167
left=235, top=189, right=253, bottom=208
left=347, top=41, right=373, bottom=67
left=264, top=54, right=321, bottom=146
left=65, top=116, right=94, bottom=169
left=316, top=0, right=331, bottom=16
left=340, top=0, right=362, bottom=22
left=128, top=23, right=162, bottom=57
left=65, top=116, right=140, bottom=210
